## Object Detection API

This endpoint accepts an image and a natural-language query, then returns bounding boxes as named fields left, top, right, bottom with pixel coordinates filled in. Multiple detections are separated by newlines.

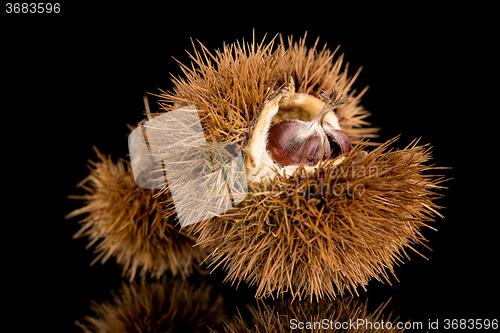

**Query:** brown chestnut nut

left=265, top=92, right=352, bottom=167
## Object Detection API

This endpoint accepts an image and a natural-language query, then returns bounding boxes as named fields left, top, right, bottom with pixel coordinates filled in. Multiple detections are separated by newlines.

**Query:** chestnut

left=266, top=92, right=352, bottom=167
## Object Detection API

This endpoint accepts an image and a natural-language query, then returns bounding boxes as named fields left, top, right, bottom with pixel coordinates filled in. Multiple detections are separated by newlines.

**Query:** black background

left=2, top=3, right=497, bottom=332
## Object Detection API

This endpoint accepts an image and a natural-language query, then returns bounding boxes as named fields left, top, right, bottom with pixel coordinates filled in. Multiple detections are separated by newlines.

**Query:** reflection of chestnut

left=214, top=297, right=407, bottom=333
left=266, top=93, right=352, bottom=167
left=76, top=276, right=228, bottom=333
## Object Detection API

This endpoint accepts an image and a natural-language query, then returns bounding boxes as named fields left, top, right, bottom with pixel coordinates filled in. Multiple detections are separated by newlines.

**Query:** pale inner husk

left=274, top=92, right=340, bottom=129
left=245, top=87, right=344, bottom=184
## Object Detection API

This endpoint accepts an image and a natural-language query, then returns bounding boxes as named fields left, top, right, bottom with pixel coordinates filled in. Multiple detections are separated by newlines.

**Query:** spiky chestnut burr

left=66, top=148, right=207, bottom=280
left=70, top=33, right=447, bottom=301
left=194, top=139, right=447, bottom=301
left=157, top=33, right=448, bottom=301
left=266, top=90, right=352, bottom=167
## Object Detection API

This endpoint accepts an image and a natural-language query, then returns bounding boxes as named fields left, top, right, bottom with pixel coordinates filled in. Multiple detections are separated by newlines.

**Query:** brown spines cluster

left=68, top=32, right=447, bottom=300
left=76, top=276, right=228, bottom=333
left=215, top=297, right=405, bottom=333
left=66, top=148, right=205, bottom=281
left=155, top=33, right=376, bottom=146
left=155, top=35, right=283, bottom=146
left=191, top=138, right=446, bottom=300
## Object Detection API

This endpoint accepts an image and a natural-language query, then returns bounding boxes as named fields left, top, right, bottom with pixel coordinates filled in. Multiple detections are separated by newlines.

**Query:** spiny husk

left=213, top=297, right=405, bottom=333
left=191, top=138, right=447, bottom=301
left=152, top=33, right=447, bottom=300
left=66, top=148, right=206, bottom=280
left=154, top=32, right=377, bottom=147
left=76, top=275, right=227, bottom=333
left=68, top=33, right=447, bottom=302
